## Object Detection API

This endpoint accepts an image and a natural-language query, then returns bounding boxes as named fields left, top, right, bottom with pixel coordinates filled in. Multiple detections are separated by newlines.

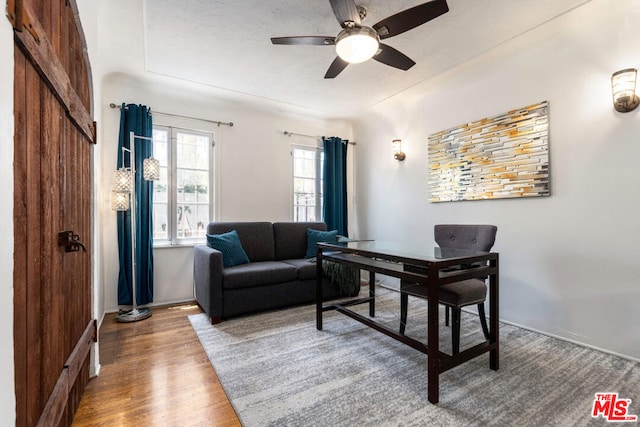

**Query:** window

left=292, top=146, right=323, bottom=221
left=152, top=126, right=214, bottom=245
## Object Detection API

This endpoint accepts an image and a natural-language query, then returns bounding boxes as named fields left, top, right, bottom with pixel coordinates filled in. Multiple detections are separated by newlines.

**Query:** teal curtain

left=117, top=103, right=154, bottom=306
left=322, top=136, right=349, bottom=237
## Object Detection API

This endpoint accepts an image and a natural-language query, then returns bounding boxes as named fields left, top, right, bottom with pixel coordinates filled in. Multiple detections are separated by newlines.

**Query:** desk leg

left=316, top=250, right=323, bottom=331
left=427, top=268, right=439, bottom=404
left=369, top=271, right=375, bottom=317
left=489, top=255, right=499, bottom=370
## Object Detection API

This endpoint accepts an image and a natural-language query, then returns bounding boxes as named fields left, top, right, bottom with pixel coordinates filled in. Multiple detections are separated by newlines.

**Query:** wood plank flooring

left=72, top=303, right=241, bottom=426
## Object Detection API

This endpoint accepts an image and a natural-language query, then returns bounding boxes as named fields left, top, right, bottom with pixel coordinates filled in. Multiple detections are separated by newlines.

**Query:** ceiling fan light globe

left=335, top=27, right=379, bottom=64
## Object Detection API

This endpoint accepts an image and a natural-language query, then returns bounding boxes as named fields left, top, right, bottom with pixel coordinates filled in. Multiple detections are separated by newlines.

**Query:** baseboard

left=90, top=312, right=106, bottom=378
left=459, top=304, right=639, bottom=363
left=426, top=300, right=639, bottom=364
left=104, top=298, right=198, bottom=314
left=96, top=310, right=106, bottom=329
left=90, top=362, right=101, bottom=378
left=496, top=317, right=640, bottom=364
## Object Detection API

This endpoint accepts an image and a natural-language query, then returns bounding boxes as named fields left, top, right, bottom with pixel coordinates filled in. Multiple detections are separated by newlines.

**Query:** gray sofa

left=194, top=221, right=354, bottom=324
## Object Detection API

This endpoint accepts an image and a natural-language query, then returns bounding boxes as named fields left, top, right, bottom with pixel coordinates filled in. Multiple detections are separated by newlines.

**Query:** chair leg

left=478, top=303, right=490, bottom=340
left=445, top=305, right=450, bottom=327
left=451, top=307, right=461, bottom=354
left=400, top=291, right=408, bottom=334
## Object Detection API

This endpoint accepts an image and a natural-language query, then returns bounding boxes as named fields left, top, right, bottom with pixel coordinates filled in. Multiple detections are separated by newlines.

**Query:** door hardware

left=58, top=231, right=87, bottom=253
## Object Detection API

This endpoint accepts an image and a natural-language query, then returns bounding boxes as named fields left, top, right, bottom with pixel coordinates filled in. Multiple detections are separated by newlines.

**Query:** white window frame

left=292, top=145, right=323, bottom=222
left=152, top=125, right=215, bottom=247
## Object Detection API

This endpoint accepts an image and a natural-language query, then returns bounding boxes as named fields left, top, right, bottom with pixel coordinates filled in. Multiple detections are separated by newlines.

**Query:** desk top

left=317, top=240, right=497, bottom=268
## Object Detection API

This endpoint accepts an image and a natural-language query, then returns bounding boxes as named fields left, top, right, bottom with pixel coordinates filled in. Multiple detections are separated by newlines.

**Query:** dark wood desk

left=316, top=241, right=499, bottom=404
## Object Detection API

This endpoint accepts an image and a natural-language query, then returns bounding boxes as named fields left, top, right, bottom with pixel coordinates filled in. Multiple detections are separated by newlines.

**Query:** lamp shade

left=111, top=190, right=129, bottom=211
left=612, top=68, right=640, bottom=112
left=113, top=168, right=132, bottom=193
left=143, top=157, right=160, bottom=181
left=335, top=26, right=379, bottom=64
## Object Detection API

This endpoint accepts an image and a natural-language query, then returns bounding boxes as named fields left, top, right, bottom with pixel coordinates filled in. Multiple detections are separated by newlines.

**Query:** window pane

left=177, top=169, right=209, bottom=203
left=177, top=204, right=196, bottom=238
left=196, top=182, right=209, bottom=203
left=177, top=203, right=209, bottom=239
left=177, top=132, right=209, bottom=169
left=196, top=205, right=209, bottom=236
left=294, top=157, right=316, bottom=178
left=153, top=168, right=168, bottom=203
left=152, top=129, right=170, bottom=242
left=152, top=129, right=169, bottom=166
left=153, top=203, right=168, bottom=240
left=293, top=147, right=323, bottom=222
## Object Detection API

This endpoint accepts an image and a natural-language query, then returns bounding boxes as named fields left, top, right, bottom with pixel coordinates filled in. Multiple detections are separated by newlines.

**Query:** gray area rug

left=189, top=281, right=639, bottom=426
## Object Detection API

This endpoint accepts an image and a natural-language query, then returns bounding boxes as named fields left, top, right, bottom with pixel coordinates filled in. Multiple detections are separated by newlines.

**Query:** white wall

left=0, top=10, right=16, bottom=425
left=99, top=73, right=353, bottom=312
left=353, top=0, right=640, bottom=361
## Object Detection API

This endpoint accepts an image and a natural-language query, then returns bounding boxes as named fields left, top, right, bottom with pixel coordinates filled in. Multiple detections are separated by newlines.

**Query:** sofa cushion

left=206, top=230, right=250, bottom=268
left=273, top=222, right=327, bottom=260
left=207, top=222, right=275, bottom=262
left=305, top=228, right=338, bottom=258
left=222, top=261, right=298, bottom=290
left=281, top=258, right=318, bottom=281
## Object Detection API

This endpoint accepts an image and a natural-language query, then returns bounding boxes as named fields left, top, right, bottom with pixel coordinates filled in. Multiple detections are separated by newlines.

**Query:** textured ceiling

left=143, top=0, right=591, bottom=117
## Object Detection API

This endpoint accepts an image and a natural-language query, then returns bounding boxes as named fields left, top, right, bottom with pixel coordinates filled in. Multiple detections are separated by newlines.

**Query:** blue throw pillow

left=305, top=228, right=338, bottom=258
left=206, top=230, right=250, bottom=268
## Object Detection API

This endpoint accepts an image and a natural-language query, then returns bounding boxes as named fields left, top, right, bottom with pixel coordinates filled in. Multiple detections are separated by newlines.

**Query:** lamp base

left=115, top=307, right=152, bottom=323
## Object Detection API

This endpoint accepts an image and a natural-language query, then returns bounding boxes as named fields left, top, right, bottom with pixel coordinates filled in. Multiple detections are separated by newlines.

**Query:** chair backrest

left=434, top=224, right=497, bottom=252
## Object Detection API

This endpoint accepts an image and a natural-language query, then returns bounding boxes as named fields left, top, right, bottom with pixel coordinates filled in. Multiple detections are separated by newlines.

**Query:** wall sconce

left=612, top=68, right=639, bottom=112
left=392, top=139, right=406, bottom=161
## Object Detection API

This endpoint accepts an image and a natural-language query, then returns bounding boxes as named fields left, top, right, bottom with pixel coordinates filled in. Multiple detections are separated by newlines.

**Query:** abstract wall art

left=428, top=101, right=550, bottom=202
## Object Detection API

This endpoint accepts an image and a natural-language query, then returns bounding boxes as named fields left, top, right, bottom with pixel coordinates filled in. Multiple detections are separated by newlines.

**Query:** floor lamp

left=111, top=131, right=159, bottom=322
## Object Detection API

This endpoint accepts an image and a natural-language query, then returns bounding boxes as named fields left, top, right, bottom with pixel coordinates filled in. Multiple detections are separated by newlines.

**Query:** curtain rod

left=284, top=131, right=356, bottom=145
left=109, top=103, right=234, bottom=127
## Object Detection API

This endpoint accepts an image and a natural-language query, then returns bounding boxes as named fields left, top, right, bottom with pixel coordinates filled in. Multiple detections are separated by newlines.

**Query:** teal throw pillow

left=206, top=230, right=250, bottom=268
left=305, top=228, right=338, bottom=258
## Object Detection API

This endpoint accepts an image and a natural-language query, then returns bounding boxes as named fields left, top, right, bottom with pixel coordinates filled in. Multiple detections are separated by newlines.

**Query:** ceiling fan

left=271, top=0, right=449, bottom=79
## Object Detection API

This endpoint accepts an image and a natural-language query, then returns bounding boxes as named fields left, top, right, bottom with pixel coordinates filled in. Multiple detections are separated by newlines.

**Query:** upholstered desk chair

left=399, top=224, right=497, bottom=354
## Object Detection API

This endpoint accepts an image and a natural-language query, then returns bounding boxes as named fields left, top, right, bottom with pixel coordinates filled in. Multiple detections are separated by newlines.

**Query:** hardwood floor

left=72, top=303, right=241, bottom=426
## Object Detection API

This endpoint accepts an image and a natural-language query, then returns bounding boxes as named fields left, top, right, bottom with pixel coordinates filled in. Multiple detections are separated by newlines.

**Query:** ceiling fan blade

left=325, top=56, right=349, bottom=79
left=271, top=36, right=335, bottom=46
left=373, top=44, right=416, bottom=71
left=329, top=0, right=361, bottom=27
left=373, top=0, right=449, bottom=40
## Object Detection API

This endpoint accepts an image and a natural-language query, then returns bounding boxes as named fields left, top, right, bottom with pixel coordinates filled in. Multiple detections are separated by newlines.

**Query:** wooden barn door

left=10, top=0, right=96, bottom=425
